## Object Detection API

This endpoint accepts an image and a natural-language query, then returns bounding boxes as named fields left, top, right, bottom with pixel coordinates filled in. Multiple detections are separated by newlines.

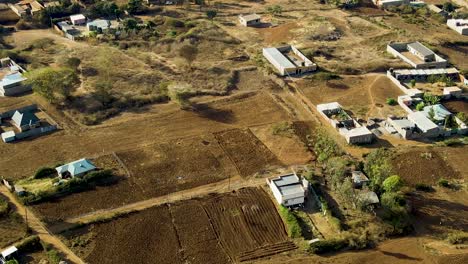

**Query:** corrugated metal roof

left=408, top=111, right=438, bottom=131
left=272, top=174, right=300, bottom=187
left=407, top=42, right=435, bottom=57
left=263, top=47, right=296, bottom=69
left=56, top=158, right=96, bottom=177
left=278, top=184, right=304, bottom=196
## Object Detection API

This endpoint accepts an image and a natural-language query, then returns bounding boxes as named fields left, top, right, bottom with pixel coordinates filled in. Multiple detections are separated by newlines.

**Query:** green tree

left=26, top=67, right=79, bottom=104
left=327, top=157, right=348, bottom=190
left=428, top=107, right=436, bottom=122
left=206, top=10, right=217, bottom=21
left=178, top=44, right=198, bottom=69
left=313, top=129, right=342, bottom=162
left=382, top=175, right=403, bottom=193
left=5, top=259, right=19, bottom=264
left=456, top=112, right=467, bottom=123
left=386, top=98, right=397, bottom=106
left=364, top=148, right=393, bottom=193
left=442, top=2, right=456, bottom=13
left=423, top=93, right=440, bottom=106
left=410, top=79, right=416, bottom=87
left=123, top=18, right=138, bottom=30
left=381, top=192, right=411, bottom=234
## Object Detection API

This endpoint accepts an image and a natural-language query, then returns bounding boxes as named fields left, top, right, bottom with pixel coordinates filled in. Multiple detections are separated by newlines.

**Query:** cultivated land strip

left=0, top=186, right=84, bottom=264
left=59, top=176, right=267, bottom=229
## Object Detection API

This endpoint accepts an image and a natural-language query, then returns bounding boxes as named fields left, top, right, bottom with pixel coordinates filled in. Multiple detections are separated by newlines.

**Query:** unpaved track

left=60, top=176, right=267, bottom=228
left=0, top=186, right=84, bottom=264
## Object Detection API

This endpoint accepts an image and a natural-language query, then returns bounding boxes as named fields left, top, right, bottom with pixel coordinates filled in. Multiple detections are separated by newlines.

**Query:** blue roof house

left=12, top=110, right=40, bottom=132
left=56, top=158, right=97, bottom=179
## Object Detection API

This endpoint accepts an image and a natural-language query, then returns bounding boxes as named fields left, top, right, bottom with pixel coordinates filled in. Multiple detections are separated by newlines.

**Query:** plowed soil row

left=214, top=129, right=283, bottom=177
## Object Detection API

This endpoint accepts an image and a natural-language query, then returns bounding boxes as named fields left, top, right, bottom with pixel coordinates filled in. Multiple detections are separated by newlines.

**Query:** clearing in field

left=62, top=187, right=294, bottom=264
left=214, top=128, right=282, bottom=177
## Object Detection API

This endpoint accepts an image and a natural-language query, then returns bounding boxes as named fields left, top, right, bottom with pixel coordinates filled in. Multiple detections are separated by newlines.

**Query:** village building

left=443, top=87, right=462, bottom=99
left=0, top=246, right=18, bottom=263
left=238, top=14, right=261, bottom=27
left=263, top=45, right=317, bottom=76
left=447, top=19, right=468, bottom=35
left=56, top=21, right=82, bottom=40
left=387, top=42, right=448, bottom=69
left=70, top=14, right=87, bottom=25
left=385, top=116, right=416, bottom=139
left=267, top=173, right=309, bottom=207
left=351, top=171, right=369, bottom=188
left=428, top=4, right=449, bottom=17
left=87, top=19, right=111, bottom=32
left=357, top=191, right=380, bottom=207
left=56, top=158, right=96, bottom=179
left=8, top=0, right=44, bottom=17
left=317, top=102, right=374, bottom=144
left=0, top=58, right=29, bottom=96
left=12, top=110, right=40, bottom=132
left=372, top=0, right=409, bottom=8
left=407, top=111, right=440, bottom=137
left=391, top=68, right=459, bottom=82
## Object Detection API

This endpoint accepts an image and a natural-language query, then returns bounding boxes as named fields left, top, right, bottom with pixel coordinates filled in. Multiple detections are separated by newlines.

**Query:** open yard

left=62, top=187, right=294, bottom=263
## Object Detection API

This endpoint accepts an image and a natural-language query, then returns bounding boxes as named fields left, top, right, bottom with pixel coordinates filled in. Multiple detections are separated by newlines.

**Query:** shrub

left=15, top=235, right=42, bottom=252
left=447, top=231, right=468, bottom=245
left=5, top=259, right=19, bottom=264
left=33, top=167, right=56, bottom=179
left=165, top=18, right=185, bottom=28
left=271, top=122, right=293, bottom=137
left=415, top=183, right=434, bottom=192
left=415, top=102, right=425, bottom=111
left=278, top=206, right=302, bottom=238
left=438, top=178, right=450, bottom=188
left=47, top=249, right=62, bottom=264
left=382, top=175, right=403, bottom=193
left=386, top=98, right=397, bottom=106
left=309, top=239, right=347, bottom=254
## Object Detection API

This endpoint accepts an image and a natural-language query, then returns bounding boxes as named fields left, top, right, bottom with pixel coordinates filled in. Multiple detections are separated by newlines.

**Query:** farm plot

left=443, top=100, right=468, bottom=115
left=391, top=149, right=461, bottom=186
left=214, top=129, right=283, bottom=177
left=64, top=187, right=294, bottom=263
left=0, top=195, right=26, bottom=248
left=31, top=153, right=147, bottom=223
left=118, top=134, right=238, bottom=198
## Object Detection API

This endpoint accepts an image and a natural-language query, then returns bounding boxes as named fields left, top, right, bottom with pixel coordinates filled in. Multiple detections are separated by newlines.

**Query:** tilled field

left=214, top=129, right=283, bottom=177
left=64, top=187, right=294, bottom=264
left=392, top=149, right=461, bottom=186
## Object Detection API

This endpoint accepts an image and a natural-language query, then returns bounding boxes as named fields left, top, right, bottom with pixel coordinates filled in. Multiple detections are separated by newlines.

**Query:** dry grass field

left=0, top=194, right=26, bottom=249
left=62, top=187, right=294, bottom=263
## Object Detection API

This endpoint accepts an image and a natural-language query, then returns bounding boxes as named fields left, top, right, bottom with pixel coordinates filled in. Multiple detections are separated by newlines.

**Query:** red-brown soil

left=214, top=129, right=283, bottom=177
left=391, top=149, right=461, bottom=186
left=443, top=100, right=468, bottom=115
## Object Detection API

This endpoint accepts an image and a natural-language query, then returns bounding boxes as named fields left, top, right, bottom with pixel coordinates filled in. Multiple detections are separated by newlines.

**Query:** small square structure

left=447, top=19, right=468, bottom=36
left=12, top=110, right=40, bottom=132
left=263, top=45, right=317, bottom=76
left=267, top=173, right=308, bottom=207
left=351, top=171, right=369, bottom=188
left=70, top=14, right=86, bottom=25
left=56, top=158, right=96, bottom=179
left=238, top=14, right=261, bottom=27
left=1, top=246, right=18, bottom=261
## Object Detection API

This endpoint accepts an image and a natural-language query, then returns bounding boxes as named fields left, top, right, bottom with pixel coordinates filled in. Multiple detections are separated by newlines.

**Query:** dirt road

left=0, top=186, right=84, bottom=264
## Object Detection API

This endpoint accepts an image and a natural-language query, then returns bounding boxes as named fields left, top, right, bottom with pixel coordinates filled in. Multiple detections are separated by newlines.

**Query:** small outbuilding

left=1, top=246, right=18, bottom=262
left=11, top=110, right=40, bottom=132
left=238, top=14, right=261, bottom=27
left=357, top=191, right=380, bottom=207
left=1, top=131, right=16, bottom=143
left=55, top=158, right=96, bottom=179
left=351, top=171, right=369, bottom=188
left=70, top=14, right=86, bottom=25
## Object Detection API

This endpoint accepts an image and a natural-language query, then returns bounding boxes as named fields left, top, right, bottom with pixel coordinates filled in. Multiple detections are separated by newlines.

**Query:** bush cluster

left=278, top=206, right=302, bottom=238
left=33, top=167, right=56, bottom=179
left=15, top=235, right=42, bottom=252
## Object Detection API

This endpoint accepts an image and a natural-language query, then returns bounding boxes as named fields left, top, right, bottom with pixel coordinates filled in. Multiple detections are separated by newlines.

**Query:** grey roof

left=1, top=246, right=18, bottom=258
left=263, top=47, right=296, bottom=69
left=272, top=174, right=300, bottom=187
left=56, top=158, right=96, bottom=177
left=347, top=126, right=372, bottom=137
left=1, top=72, right=26, bottom=87
left=240, top=14, right=260, bottom=21
left=278, top=184, right=304, bottom=197
left=407, top=42, right=435, bottom=57
left=358, top=191, right=380, bottom=205
left=408, top=111, right=438, bottom=131
left=352, top=171, right=369, bottom=183
left=12, top=110, right=39, bottom=127
left=422, top=104, right=452, bottom=121
left=392, top=119, right=415, bottom=129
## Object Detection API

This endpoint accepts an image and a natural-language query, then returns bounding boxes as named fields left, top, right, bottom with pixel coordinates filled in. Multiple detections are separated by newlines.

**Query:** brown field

left=443, top=100, right=468, bottom=115
left=63, top=187, right=294, bottom=264
left=391, top=148, right=462, bottom=186
left=298, top=74, right=406, bottom=119
left=0, top=195, right=26, bottom=248
left=214, top=128, right=283, bottom=177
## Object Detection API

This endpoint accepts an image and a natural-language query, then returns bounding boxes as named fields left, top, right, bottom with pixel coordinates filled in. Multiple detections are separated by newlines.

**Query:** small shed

left=1, top=246, right=18, bottom=261
left=1, top=131, right=16, bottom=143
left=351, top=171, right=369, bottom=188
left=358, top=191, right=380, bottom=207
left=14, top=185, right=26, bottom=196
left=70, top=14, right=86, bottom=25
left=239, top=14, right=261, bottom=27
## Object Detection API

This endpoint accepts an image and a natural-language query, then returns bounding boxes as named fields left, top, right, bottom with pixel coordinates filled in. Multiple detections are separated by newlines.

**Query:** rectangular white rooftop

left=263, top=47, right=296, bottom=69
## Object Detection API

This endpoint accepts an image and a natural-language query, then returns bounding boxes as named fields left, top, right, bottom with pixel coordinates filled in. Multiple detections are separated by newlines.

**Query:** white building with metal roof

left=56, top=158, right=97, bottom=179
left=263, top=45, right=317, bottom=76
left=447, top=19, right=468, bottom=35
left=238, top=14, right=261, bottom=27
left=267, top=173, right=308, bottom=207
left=408, top=111, right=439, bottom=137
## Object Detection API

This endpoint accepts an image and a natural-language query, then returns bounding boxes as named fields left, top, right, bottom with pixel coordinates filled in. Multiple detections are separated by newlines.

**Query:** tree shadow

left=380, top=251, right=422, bottom=261
left=191, top=103, right=236, bottom=124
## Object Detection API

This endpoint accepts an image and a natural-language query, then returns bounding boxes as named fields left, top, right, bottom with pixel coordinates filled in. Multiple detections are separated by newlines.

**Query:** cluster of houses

left=317, top=102, right=374, bottom=144
left=0, top=58, right=29, bottom=97
left=385, top=41, right=467, bottom=139
left=0, top=104, right=57, bottom=143
left=54, top=14, right=120, bottom=41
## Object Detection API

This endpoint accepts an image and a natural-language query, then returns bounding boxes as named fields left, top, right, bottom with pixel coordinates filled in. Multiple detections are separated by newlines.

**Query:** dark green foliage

left=123, top=18, right=138, bottom=30
left=5, top=259, right=19, bottom=264
left=386, top=98, right=397, bottom=106
left=206, top=10, right=217, bottom=20
left=313, top=129, right=342, bottom=162
left=381, top=192, right=412, bottom=234
left=278, top=206, right=302, bottom=238
left=438, top=178, right=450, bottom=188
left=165, top=18, right=185, bottom=28
left=126, top=0, right=143, bottom=15
left=34, top=167, right=56, bottom=179
left=423, top=93, right=440, bottom=106
left=15, top=235, right=42, bottom=252
left=309, top=239, right=348, bottom=254
left=26, top=67, right=80, bottom=104
left=88, top=1, right=122, bottom=18
left=47, top=249, right=62, bottom=264
left=363, top=148, right=393, bottom=193
left=0, top=197, right=8, bottom=217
